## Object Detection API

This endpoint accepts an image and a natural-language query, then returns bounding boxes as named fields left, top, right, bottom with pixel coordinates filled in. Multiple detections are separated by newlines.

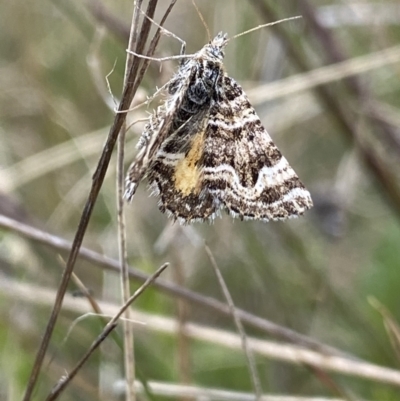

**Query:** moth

left=125, top=32, right=313, bottom=224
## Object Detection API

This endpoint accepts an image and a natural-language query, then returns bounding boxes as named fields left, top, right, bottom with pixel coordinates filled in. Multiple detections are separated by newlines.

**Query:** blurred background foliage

left=1, top=0, right=400, bottom=400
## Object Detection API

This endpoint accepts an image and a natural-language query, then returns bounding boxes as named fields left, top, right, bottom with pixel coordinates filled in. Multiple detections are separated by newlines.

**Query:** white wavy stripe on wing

left=203, top=157, right=299, bottom=195
left=208, top=113, right=260, bottom=130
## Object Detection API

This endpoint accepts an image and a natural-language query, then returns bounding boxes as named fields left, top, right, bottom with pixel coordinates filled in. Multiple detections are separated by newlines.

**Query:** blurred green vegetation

left=1, top=0, right=400, bottom=400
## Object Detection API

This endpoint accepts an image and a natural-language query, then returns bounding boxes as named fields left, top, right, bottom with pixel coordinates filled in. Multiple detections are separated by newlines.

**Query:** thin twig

left=205, top=245, right=262, bottom=400
left=3, top=277, right=400, bottom=388
left=297, top=0, right=400, bottom=158
left=369, top=297, right=400, bottom=363
left=57, top=255, right=103, bottom=316
left=117, top=1, right=144, bottom=399
left=115, top=4, right=178, bottom=397
left=132, top=0, right=179, bottom=91
left=0, top=213, right=354, bottom=358
left=116, top=81, right=170, bottom=114
left=172, top=252, right=192, bottom=393
left=139, top=8, right=187, bottom=51
left=21, top=1, right=170, bottom=399
left=123, top=379, right=348, bottom=401
left=45, top=263, right=168, bottom=401
left=247, top=44, right=400, bottom=104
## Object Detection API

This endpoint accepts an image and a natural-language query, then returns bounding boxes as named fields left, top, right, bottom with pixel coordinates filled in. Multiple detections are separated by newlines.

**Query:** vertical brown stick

left=21, top=1, right=174, bottom=399
left=117, top=0, right=144, bottom=397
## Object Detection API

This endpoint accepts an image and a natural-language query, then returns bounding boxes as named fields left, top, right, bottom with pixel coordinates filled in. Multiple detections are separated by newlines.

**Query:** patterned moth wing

left=126, top=32, right=313, bottom=223
left=125, top=54, right=195, bottom=199
left=201, top=74, right=313, bottom=221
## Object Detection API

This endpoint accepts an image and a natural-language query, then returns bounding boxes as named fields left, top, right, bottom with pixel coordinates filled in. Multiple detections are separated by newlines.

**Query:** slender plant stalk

left=205, top=245, right=262, bottom=400
left=20, top=0, right=177, bottom=398
left=117, top=1, right=144, bottom=399
left=44, top=263, right=168, bottom=401
left=3, top=274, right=400, bottom=389
left=0, top=213, right=353, bottom=358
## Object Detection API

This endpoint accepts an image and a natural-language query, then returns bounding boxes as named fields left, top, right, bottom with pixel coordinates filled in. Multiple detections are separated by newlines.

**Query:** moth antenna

left=229, top=15, right=302, bottom=42
left=192, top=0, right=211, bottom=41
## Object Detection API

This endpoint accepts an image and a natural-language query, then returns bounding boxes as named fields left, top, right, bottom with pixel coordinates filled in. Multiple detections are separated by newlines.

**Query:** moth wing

left=147, top=108, right=222, bottom=223
left=125, top=64, right=195, bottom=201
left=202, top=75, right=313, bottom=221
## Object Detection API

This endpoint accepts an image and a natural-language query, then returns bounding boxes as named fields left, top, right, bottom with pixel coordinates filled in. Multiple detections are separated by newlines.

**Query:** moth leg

left=139, top=9, right=187, bottom=57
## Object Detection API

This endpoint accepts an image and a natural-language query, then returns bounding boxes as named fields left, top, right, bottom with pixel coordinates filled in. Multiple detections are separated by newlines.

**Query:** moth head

left=205, top=32, right=228, bottom=60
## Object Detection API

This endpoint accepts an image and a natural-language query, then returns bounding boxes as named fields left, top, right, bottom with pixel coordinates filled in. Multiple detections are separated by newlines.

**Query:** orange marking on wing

left=173, top=130, right=206, bottom=196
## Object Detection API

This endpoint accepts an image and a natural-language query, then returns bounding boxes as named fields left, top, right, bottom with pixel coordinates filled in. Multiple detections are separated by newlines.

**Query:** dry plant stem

left=305, top=366, right=352, bottom=401
left=115, top=1, right=178, bottom=396
left=21, top=0, right=176, bottom=399
left=0, top=214, right=352, bottom=359
left=369, top=297, right=400, bottom=363
left=45, top=263, right=168, bottom=401
left=205, top=245, right=262, bottom=400
left=247, top=44, right=400, bottom=103
left=117, top=1, right=143, bottom=400
left=139, top=8, right=187, bottom=51
left=297, top=0, right=400, bottom=157
left=246, top=3, right=397, bottom=394
left=59, top=256, right=128, bottom=350
left=132, top=0, right=179, bottom=91
left=57, top=255, right=103, bottom=316
left=131, top=380, right=348, bottom=401
left=172, top=252, right=192, bottom=390
left=3, top=276, right=400, bottom=389
left=295, top=0, right=400, bottom=214
left=296, top=0, right=400, bottom=206
left=249, top=0, right=400, bottom=221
